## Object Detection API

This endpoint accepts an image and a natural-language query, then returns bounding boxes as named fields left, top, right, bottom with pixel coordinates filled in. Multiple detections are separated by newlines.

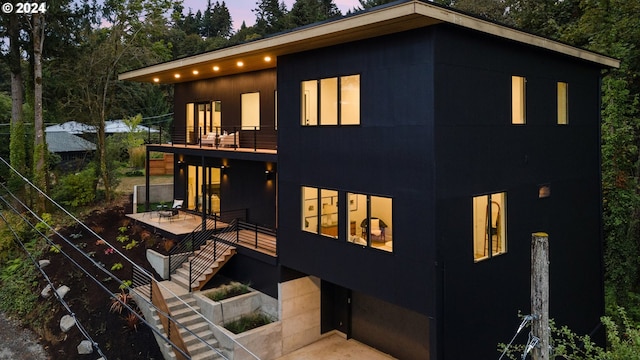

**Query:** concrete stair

left=150, top=294, right=224, bottom=359
left=171, top=241, right=236, bottom=291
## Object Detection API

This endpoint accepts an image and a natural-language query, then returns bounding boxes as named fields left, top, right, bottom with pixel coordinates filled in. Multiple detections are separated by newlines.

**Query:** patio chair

left=157, top=200, right=183, bottom=222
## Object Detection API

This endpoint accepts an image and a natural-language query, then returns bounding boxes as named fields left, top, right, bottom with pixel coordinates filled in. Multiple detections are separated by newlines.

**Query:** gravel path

left=0, top=313, right=48, bottom=360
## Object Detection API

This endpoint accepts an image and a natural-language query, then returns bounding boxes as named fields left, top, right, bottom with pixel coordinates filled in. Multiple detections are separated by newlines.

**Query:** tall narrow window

left=241, top=92, right=260, bottom=130
left=473, top=192, right=507, bottom=262
left=213, top=101, right=222, bottom=131
left=186, top=103, right=195, bottom=143
left=557, top=82, right=568, bottom=125
left=320, top=78, right=338, bottom=125
left=301, top=80, right=318, bottom=126
left=302, top=187, right=318, bottom=234
left=340, top=75, right=360, bottom=125
left=347, top=192, right=393, bottom=252
left=320, top=189, right=338, bottom=238
left=512, top=76, right=526, bottom=124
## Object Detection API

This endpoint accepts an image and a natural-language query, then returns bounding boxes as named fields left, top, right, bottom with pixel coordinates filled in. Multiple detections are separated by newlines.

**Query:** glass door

left=187, top=165, right=221, bottom=214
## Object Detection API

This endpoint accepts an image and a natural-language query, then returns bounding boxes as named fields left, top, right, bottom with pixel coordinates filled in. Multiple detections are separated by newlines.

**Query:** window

left=473, top=192, right=507, bottom=262
left=301, top=74, right=360, bottom=126
left=557, top=82, right=568, bottom=125
left=512, top=76, right=526, bottom=124
left=186, top=101, right=219, bottom=144
left=241, top=92, right=260, bottom=130
left=347, top=192, right=393, bottom=252
left=302, top=187, right=318, bottom=234
left=301, top=186, right=339, bottom=238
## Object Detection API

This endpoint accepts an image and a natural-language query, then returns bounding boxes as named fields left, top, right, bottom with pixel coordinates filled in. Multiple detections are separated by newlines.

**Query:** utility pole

left=531, top=232, right=550, bottom=360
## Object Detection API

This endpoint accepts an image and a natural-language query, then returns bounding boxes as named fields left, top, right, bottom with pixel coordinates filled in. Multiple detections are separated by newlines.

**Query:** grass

left=224, top=312, right=274, bottom=334
left=205, top=282, right=250, bottom=302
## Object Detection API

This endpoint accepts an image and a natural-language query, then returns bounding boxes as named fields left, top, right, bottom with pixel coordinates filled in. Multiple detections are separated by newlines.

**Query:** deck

left=127, top=211, right=277, bottom=257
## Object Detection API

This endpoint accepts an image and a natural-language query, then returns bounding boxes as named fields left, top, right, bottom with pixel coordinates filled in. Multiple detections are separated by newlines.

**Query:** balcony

left=143, top=125, right=277, bottom=155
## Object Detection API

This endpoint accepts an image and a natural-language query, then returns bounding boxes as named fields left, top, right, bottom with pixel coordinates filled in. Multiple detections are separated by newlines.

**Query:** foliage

left=499, top=307, right=640, bottom=359
left=49, top=244, right=62, bottom=253
left=119, top=279, right=133, bottom=290
left=116, top=234, right=129, bottom=243
left=35, top=213, right=53, bottom=234
left=51, top=166, right=97, bottom=208
left=124, top=240, right=138, bottom=250
left=0, top=256, right=40, bottom=317
left=224, top=312, right=274, bottom=334
left=111, top=262, right=123, bottom=271
left=206, top=282, right=251, bottom=301
left=109, top=290, right=131, bottom=314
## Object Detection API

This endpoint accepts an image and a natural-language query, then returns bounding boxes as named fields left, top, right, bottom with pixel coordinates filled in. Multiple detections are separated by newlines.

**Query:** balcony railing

left=145, top=125, right=277, bottom=152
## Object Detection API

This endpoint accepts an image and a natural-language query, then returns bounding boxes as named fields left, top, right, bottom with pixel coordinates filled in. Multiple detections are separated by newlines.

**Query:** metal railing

left=156, top=125, right=277, bottom=151
left=168, top=214, right=220, bottom=275
left=188, top=220, right=238, bottom=290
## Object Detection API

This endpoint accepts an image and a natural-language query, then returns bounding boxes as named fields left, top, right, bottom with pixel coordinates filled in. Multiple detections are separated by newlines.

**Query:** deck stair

left=171, top=240, right=236, bottom=292
left=148, top=294, right=225, bottom=359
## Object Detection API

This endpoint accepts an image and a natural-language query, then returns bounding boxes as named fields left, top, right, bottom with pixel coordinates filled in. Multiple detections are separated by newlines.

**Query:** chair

left=158, top=199, right=183, bottom=222
left=360, top=218, right=386, bottom=243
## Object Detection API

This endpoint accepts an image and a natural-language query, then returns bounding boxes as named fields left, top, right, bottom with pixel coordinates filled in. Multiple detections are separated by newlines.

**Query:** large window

left=512, top=76, right=526, bottom=124
left=301, top=74, right=360, bottom=126
left=557, top=82, right=568, bottom=125
left=347, top=193, right=393, bottom=252
left=473, top=192, right=507, bottom=262
left=302, top=186, right=339, bottom=238
left=242, top=92, right=260, bottom=130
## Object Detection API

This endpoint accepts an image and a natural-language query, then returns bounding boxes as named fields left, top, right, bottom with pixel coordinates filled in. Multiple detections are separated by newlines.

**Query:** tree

left=254, top=0, right=289, bottom=36
left=288, top=0, right=341, bottom=28
left=352, top=0, right=396, bottom=11
left=30, top=11, right=48, bottom=212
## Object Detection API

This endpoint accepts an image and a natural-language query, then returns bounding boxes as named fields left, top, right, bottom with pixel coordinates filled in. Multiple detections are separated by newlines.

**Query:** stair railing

left=188, top=219, right=238, bottom=290
left=168, top=214, right=220, bottom=276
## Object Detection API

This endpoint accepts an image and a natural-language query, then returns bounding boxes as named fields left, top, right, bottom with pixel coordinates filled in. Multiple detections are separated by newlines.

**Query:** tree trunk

left=531, top=232, right=550, bottom=360
left=8, top=10, right=27, bottom=204
left=32, top=12, right=48, bottom=212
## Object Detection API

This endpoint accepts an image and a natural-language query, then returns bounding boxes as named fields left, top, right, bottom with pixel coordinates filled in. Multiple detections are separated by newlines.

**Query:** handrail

left=157, top=125, right=277, bottom=151
left=189, top=219, right=238, bottom=289
left=151, top=280, right=190, bottom=360
left=168, top=213, right=220, bottom=275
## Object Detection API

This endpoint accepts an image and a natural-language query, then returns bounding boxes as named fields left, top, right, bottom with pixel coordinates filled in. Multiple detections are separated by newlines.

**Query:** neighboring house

left=45, top=131, right=96, bottom=164
left=119, top=1, right=619, bottom=359
left=45, top=119, right=158, bottom=136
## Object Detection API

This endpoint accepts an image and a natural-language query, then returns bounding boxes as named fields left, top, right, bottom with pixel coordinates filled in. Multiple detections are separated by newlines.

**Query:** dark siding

left=278, top=28, right=438, bottom=318
left=432, top=25, right=604, bottom=359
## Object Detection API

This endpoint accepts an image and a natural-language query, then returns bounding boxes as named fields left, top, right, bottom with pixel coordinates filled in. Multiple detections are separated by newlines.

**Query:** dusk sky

left=183, top=0, right=362, bottom=30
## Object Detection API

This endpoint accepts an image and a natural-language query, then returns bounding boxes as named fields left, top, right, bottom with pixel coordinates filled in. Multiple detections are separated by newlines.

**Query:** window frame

left=511, top=76, right=526, bottom=125
left=301, top=74, right=360, bottom=126
left=557, top=81, right=569, bottom=125
left=473, top=192, right=507, bottom=262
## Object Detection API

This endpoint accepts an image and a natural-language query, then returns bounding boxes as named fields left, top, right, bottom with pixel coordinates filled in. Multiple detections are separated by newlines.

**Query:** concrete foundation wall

left=279, top=276, right=322, bottom=354
left=133, top=184, right=174, bottom=213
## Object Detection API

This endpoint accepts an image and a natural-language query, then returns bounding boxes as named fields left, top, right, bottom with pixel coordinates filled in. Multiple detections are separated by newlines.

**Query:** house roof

left=45, top=120, right=158, bottom=134
left=46, top=131, right=96, bottom=153
left=119, top=0, right=620, bottom=84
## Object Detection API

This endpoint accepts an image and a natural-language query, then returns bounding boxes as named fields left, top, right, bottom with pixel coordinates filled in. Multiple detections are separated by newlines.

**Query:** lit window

left=320, top=189, right=338, bottom=238
left=512, top=76, right=526, bottom=124
left=473, top=192, right=507, bottom=262
left=301, top=74, right=360, bottom=126
left=302, top=186, right=318, bottom=234
left=347, top=192, right=393, bottom=252
left=241, top=92, right=260, bottom=130
left=557, top=82, right=568, bottom=125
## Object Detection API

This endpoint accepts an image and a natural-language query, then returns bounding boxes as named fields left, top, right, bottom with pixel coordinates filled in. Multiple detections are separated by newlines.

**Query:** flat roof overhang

left=119, top=0, right=619, bottom=84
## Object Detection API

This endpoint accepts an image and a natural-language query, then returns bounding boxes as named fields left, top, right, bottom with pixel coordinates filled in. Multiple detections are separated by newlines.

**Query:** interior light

left=264, top=56, right=272, bottom=62
left=237, top=61, right=244, bottom=67
left=213, top=66, right=220, bottom=71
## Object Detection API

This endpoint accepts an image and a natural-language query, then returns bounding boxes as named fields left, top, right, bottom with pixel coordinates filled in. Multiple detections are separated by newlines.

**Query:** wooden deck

left=127, top=212, right=277, bottom=257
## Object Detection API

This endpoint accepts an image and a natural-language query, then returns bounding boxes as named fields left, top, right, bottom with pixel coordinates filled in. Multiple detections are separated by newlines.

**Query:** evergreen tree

left=254, top=0, right=289, bottom=36
left=288, top=0, right=341, bottom=28
left=211, top=1, right=232, bottom=38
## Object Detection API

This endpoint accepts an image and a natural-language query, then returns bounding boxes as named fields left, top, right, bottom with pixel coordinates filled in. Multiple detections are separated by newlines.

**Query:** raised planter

left=193, top=287, right=281, bottom=360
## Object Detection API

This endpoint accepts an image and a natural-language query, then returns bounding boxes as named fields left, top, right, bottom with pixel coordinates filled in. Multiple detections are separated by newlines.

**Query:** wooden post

left=531, top=232, right=549, bottom=360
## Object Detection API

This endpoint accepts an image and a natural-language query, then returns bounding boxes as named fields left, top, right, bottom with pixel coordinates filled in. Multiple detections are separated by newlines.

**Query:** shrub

left=206, top=282, right=250, bottom=302
left=124, top=240, right=138, bottom=250
left=224, top=312, right=274, bottom=334
left=51, top=167, right=97, bottom=207
left=49, top=244, right=62, bottom=253
left=111, top=263, right=123, bottom=271
left=119, top=280, right=133, bottom=290
left=109, top=290, right=131, bottom=314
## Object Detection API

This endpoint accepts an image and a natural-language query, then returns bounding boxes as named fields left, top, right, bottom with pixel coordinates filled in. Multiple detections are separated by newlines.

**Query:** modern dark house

left=120, top=1, right=619, bottom=358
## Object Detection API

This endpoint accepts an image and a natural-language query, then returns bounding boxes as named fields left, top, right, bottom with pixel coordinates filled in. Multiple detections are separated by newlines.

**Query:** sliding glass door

left=187, top=165, right=221, bottom=215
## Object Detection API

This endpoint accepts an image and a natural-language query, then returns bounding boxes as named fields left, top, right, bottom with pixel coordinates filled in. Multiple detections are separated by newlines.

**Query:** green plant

left=224, top=312, right=274, bottom=334
left=206, top=282, right=250, bottom=302
left=49, top=244, right=62, bottom=253
left=35, top=213, right=53, bottom=234
left=111, top=262, right=123, bottom=271
left=51, top=167, right=98, bottom=207
left=498, top=307, right=640, bottom=359
left=118, top=226, right=128, bottom=234
left=124, top=240, right=138, bottom=250
left=116, top=234, right=129, bottom=243
left=69, top=232, right=83, bottom=239
left=119, top=280, right=133, bottom=290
